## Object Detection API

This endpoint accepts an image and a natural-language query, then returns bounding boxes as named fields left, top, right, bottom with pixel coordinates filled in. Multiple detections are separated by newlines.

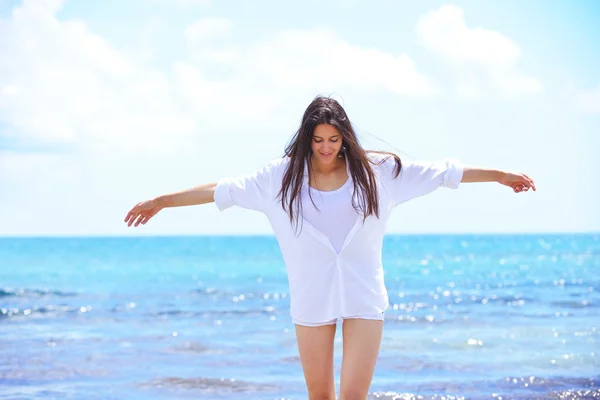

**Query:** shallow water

left=1, top=234, right=598, bottom=399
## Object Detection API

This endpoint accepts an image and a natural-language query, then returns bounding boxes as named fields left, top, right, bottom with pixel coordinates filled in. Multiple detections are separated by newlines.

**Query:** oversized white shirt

left=213, top=154, right=463, bottom=323
left=301, top=174, right=358, bottom=254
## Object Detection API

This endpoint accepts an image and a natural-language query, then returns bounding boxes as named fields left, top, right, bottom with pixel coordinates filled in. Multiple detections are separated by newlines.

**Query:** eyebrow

left=313, top=134, right=341, bottom=139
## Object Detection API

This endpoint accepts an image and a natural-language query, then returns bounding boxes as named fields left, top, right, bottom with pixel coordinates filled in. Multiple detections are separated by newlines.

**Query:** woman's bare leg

left=338, top=319, right=383, bottom=400
left=295, top=323, right=337, bottom=400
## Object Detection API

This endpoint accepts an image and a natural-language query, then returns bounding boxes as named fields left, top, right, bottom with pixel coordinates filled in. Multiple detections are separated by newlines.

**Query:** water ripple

left=138, top=376, right=281, bottom=394
left=0, top=288, right=77, bottom=298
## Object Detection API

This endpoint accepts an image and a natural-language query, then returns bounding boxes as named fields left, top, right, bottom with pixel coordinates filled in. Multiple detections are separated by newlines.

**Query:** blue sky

left=0, top=0, right=598, bottom=236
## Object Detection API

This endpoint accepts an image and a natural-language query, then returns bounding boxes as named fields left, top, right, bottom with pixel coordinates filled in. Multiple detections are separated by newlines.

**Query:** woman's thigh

left=294, top=323, right=337, bottom=400
left=339, top=319, right=384, bottom=399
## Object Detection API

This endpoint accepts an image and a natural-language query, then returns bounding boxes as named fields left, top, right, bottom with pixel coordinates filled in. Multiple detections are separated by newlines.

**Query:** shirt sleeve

left=213, top=161, right=277, bottom=213
left=382, top=158, right=464, bottom=206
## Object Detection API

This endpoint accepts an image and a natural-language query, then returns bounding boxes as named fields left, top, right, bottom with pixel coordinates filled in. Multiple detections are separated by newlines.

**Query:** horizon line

left=0, top=231, right=598, bottom=239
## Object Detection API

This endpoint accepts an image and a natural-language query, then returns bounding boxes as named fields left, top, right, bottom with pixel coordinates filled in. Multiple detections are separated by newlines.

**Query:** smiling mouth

left=320, top=152, right=333, bottom=156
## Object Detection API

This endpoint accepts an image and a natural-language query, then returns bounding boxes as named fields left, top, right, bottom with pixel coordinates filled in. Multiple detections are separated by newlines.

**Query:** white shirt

left=213, top=154, right=463, bottom=323
left=301, top=173, right=358, bottom=254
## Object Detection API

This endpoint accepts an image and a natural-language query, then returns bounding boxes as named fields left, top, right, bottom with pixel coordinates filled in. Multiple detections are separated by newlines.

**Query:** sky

left=0, top=0, right=599, bottom=236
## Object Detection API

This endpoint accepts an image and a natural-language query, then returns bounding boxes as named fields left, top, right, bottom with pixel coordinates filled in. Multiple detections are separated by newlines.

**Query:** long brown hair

left=277, top=95, right=402, bottom=229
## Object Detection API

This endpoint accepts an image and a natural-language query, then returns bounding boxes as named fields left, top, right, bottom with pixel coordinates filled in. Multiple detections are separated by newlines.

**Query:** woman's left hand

left=498, top=172, right=536, bottom=193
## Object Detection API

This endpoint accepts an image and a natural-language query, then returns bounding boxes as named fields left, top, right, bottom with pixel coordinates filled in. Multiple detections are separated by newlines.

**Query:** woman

left=124, top=96, right=535, bottom=400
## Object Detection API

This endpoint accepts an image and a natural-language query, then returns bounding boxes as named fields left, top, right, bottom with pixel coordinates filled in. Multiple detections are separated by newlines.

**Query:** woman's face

left=311, top=124, right=343, bottom=164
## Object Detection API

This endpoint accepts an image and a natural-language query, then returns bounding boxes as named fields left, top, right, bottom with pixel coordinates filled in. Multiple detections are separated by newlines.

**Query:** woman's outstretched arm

left=155, top=182, right=218, bottom=208
left=461, top=166, right=536, bottom=193
left=124, top=182, right=217, bottom=227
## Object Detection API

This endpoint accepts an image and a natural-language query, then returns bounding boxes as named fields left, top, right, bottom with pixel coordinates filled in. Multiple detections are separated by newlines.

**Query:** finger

left=127, top=209, right=139, bottom=226
left=130, top=213, right=141, bottom=227
left=518, top=179, right=533, bottom=191
left=134, top=214, right=145, bottom=227
left=124, top=208, right=135, bottom=223
left=523, top=174, right=536, bottom=191
left=126, top=212, right=135, bottom=226
left=125, top=203, right=140, bottom=224
left=529, top=179, right=536, bottom=191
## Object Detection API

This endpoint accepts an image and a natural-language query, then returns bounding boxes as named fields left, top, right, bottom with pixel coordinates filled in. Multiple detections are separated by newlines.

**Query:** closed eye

left=313, top=138, right=340, bottom=143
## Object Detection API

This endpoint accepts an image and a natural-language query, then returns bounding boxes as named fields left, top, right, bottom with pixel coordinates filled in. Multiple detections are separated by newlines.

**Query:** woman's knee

left=338, top=391, right=367, bottom=400
left=308, top=391, right=336, bottom=400
left=305, top=379, right=336, bottom=400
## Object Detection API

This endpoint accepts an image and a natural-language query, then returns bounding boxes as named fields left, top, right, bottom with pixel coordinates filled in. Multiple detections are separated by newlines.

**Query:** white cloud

left=0, top=1, right=196, bottom=155
left=252, top=28, right=437, bottom=96
left=0, top=2, right=436, bottom=159
left=416, top=4, right=541, bottom=99
left=568, top=83, right=600, bottom=114
left=0, top=2, right=595, bottom=236
left=174, top=0, right=211, bottom=7
left=153, top=0, right=211, bottom=8
left=184, top=27, right=438, bottom=98
left=0, top=1, right=441, bottom=236
left=185, top=17, right=232, bottom=43
left=172, top=27, right=439, bottom=142
left=22, top=0, right=65, bottom=14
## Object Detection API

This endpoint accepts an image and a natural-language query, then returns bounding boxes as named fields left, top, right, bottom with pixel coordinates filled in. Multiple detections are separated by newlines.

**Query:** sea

left=0, top=234, right=598, bottom=400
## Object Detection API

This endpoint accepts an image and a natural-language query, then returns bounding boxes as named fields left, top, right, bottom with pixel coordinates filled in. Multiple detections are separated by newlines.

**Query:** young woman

left=124, top=96, right=535, bottom=400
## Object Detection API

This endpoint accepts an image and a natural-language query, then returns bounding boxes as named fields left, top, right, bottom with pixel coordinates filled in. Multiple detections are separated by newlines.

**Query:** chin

left=319, top=154, right=337, bottom=163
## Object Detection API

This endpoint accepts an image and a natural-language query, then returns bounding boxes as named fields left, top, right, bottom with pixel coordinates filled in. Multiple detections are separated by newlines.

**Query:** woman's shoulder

left=271, top=155, right=291, bottom=168
left=366, top=151, right=402, bottom=177
left=261, top=155, right=291, bottom=176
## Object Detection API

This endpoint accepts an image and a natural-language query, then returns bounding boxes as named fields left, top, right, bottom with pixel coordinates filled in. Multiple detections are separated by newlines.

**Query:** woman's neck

left=310, top=155, right=346, bottom=175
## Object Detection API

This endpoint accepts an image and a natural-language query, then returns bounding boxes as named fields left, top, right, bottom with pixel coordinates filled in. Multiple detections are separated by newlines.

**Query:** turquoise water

left=1, top=234, right=598, bottom=399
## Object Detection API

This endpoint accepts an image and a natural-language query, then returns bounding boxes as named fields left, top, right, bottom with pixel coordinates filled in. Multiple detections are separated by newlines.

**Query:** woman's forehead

left=313, top=123, right=340, bottom=137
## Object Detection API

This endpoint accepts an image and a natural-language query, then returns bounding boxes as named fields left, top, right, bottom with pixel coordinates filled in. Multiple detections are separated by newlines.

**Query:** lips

left=320, top=152, right=333, bottom=156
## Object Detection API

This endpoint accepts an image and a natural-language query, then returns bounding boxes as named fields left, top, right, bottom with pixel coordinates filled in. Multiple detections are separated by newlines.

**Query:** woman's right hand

left=124, top=199, right=163, bottom=227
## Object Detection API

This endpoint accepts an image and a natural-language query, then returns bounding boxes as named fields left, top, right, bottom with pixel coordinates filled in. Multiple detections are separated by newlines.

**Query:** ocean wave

left=369, top=389, right=600, bottom=400
left=0, top=364, right=111, bottom=381
left=163, top=341, right=215, bottom=355
left=369, top=376, right=599, bottom=400
left=388, top=292, right=597, bottom=312
left=191, top=287, right=289, bottom=302
left=0, top=288, right=77, bottom=298
left=1, top=302, right=279, bottom=321
left=0, top=304, right=89, bottom=319
left=148, top=307, right=280, bottom=318
left=138, top=376, right=281, bottom=394
left=551, top=299, right=598, bottom=309
left=387, top=294, right=538, bottom=310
